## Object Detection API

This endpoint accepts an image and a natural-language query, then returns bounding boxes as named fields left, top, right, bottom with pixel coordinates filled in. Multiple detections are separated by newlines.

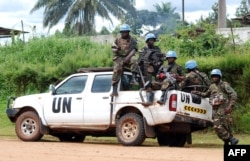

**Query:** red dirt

left=0, top=137, right=223, bottom=161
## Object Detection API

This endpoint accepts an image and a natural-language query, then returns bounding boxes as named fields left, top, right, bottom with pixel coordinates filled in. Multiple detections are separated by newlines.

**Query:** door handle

left=76, top=97, right=82, bottom=100
left=102, top=96, right=109, bottom=99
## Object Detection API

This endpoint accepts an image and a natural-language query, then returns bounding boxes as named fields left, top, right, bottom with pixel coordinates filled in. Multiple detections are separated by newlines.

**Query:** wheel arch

left=115, top=106, right=143, bottom=122
left=115, top=106, right=156, bottom=138
left=13, top=105, right=48, bottom=131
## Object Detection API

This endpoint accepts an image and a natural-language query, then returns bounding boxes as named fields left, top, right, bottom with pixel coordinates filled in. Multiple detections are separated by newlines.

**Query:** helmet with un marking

left=211, top=69, right=222, bottom=78
left=185, top=60, right=197, bottom=69
left=166, top=50, right=177, bottom=59
left=145, top=33, right=156, bottom=42
left=120, top=24, right=131, bottom=32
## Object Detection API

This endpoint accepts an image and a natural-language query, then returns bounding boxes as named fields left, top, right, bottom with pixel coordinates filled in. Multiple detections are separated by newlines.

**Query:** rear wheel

left=157, top=133, right=187, bottom=147
left=15, top=111, right=43, bottom=141
left=116, top=113, right=145, bottom=146
left=58, top=134, right=85, bottom=142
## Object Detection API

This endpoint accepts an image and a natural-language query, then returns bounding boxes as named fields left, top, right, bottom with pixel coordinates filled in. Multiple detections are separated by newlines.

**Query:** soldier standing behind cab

left=192, top=69, right=239, bottom=145
left=183, top=60, right=210, bottom=92
left=156, top=50, right=185, bottom=105
left=137, top=33, right=164, bottom=106
left=110, top=24, right=138, bottom=97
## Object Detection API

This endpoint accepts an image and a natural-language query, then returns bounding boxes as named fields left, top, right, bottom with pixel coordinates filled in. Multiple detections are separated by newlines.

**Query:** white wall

left=216, top=27, right=250, bottom=44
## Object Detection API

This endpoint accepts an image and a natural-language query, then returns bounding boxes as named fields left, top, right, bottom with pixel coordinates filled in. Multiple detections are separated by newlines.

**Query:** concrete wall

left=89, top=34, right=116, bottom=44
left=216, top=27, right=250, bottom=44
left=89, top=28, right=250, bottom=45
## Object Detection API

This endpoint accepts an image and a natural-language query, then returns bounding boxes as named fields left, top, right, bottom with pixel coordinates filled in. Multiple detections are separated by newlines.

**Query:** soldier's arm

left=224, top=83, right=237, bottom=106
left=192, top=86, right=211, bottom=97
left=111, top=39, right=120, bottom=54
left=124, top=38, right=138, bottom=64
left=175, top=66, right=185, bottom=81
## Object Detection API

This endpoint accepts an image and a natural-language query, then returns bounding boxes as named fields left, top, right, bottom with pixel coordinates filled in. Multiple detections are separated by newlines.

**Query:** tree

left=236, top=0, right=250, bottom=17
left=99, top=27, right=110, bottom=35
left=197, top=3, right=218, bottom=25
left=154, top=2, right=181, bottom=35
left=124, top=2, right=181, bottom=35
left=30, top=0, right=136, bottom=35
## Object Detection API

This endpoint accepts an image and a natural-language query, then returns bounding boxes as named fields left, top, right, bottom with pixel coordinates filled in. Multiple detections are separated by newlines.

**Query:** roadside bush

left=0, top=27, right=250, bottom=133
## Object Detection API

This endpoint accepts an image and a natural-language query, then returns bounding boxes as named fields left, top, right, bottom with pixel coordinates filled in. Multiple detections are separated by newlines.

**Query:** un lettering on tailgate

left=180, top=92, right=207, bottom=115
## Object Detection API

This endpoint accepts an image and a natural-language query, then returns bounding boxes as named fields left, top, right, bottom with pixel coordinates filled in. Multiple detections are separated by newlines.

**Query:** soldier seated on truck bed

left=182, top=60, right=210, bottom=93
left=131, top=33, right=164, bottom=106
left=156, top=50, right=185, bottom=105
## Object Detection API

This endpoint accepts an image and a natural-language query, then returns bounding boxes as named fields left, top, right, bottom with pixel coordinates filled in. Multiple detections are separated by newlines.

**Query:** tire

left=157, top=133, right=186, bottom=147
left=116, top=113, right=145, bottom=146
left=157, top=134, right=170, bottom=146
left=15, top=111, right=43, bottom=141
left=58, top=134, right=85, bottom=142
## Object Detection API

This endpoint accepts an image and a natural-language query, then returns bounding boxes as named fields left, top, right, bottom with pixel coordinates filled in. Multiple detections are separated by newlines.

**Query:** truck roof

left=77, top=67, right=132, bottom=73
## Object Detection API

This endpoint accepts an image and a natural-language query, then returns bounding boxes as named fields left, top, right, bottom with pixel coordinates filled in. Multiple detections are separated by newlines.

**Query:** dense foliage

left=0, top=24, right=250, bottom=133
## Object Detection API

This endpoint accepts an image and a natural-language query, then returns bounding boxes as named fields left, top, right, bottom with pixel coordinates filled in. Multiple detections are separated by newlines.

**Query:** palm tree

left=30, top=0, right=136, bottom=35
left=154, top=2, right=180, bottom=20
left=153, top=2, right=181, bottom=34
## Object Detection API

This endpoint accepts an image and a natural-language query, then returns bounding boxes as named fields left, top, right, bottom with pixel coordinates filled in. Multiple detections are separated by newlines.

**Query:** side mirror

left=49, top=84, right=56, bottom=95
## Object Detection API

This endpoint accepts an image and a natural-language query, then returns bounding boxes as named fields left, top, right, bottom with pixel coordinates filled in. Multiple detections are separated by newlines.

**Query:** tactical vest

left=116, top=36, right=135, bottom=56
left=139, top=47, right=163, bottom=76
left=210, top=82, right=229, bottom=105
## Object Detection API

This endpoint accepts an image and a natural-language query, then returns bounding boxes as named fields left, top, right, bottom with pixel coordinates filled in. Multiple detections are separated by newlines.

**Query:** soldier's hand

left=171, top=74, right=179, bottom=79
left=224, top=106, right=232, bottom=114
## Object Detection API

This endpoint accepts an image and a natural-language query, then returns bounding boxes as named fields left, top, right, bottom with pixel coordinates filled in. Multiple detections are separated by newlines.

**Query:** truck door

left=43, top=75, right=88, bottom=125
left=83, top=74, right=112, bottom=128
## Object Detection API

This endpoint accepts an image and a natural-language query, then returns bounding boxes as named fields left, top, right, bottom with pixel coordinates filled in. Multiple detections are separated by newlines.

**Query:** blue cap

left=145, top=33, right=156, bottom=42
left=166, top=50, right=177, bottom=58
left=120, top=24, right=131, bottom=32
left=211, top=69, right=222, bottom=77
left=185, top=60, right=197, bottom=69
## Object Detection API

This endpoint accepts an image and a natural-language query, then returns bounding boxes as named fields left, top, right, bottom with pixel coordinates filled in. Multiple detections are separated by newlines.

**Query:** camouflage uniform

left=137, top=46, right=163, bottom=84
left=112, top=35, right=138, bottom=85
left=199, top=81, right=237, bottom=142
left=183, top=70, right=210, bottom=92
left=158, top=62, right=184, bottom=90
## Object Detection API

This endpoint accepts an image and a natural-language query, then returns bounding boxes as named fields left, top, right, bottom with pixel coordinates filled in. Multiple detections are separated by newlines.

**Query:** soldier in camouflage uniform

left=110, top=24, right=138, bottom=96
left=193, top=69, right=239, bottom=145
left=182, top=60, right=210, bottom=92
left=156, top=50, right=185, bottom=105
left=136, top=33, right=164, bottom=106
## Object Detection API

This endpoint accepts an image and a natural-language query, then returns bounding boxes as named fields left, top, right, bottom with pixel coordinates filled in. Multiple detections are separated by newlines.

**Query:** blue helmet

left=166, top=50, right=177, bottom=59
left=211, top=69, right=222, bottom=77
left=145, top=33, right=156, bottom=42
left=120, top=24, right=131, bottom=32
left=185, top=60, right=197, bottom=69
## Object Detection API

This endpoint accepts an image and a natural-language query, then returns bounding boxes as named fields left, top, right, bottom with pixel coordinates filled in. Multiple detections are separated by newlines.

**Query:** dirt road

left=0, top=137, right=223, bottom=161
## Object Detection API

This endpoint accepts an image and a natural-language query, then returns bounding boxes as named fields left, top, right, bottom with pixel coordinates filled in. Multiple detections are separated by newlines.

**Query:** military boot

left=157, top=91, right=165, bottom=105
left=130, top=72, right=139, bottom=85
left=110, top=84, right=118, bottom=97
left=142, top=92, right=154, bottom=107
left=229, top=137, right=239, bottom=145
left=223, top=140, right=229, bottom=145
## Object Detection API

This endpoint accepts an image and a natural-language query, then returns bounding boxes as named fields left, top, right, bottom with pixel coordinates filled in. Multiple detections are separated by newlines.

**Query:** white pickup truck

left=6, top=67, right=213, bottom=147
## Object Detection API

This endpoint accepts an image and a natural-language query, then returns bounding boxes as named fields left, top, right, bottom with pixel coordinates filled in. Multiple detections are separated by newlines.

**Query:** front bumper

left=6, top=96, right=19, bottom=122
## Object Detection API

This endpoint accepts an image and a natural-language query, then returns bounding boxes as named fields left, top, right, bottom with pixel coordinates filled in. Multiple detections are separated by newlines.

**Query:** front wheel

left=116, top=113, right=145, bottom=146
left=15, top=111, right=43, bottom=141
